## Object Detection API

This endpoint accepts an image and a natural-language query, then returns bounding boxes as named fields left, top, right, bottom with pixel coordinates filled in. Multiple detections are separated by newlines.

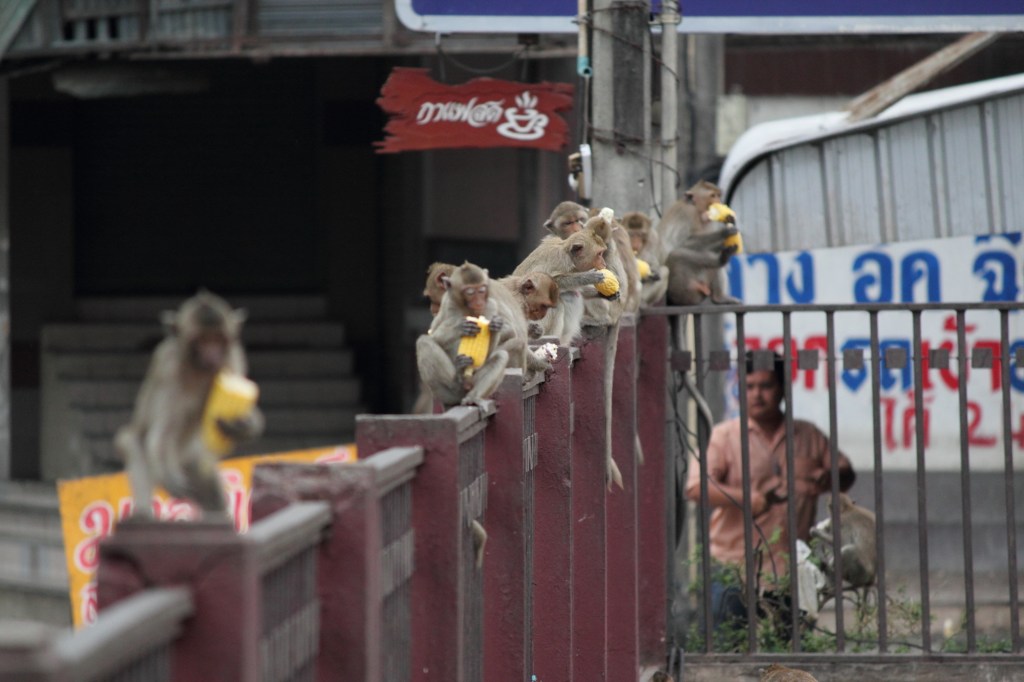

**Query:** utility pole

left=590, top=0, right=651, bottom=214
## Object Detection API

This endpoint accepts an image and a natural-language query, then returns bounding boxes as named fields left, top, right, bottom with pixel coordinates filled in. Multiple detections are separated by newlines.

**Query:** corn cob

left=708, top=202, right=743, bottom=253
left=202, top=371, right=260, bottom=456
left=457, top=316, right=491, bottom=376
left=594, top=268, right=620, bottom=297
left=635, top=258, right=652, bottom=280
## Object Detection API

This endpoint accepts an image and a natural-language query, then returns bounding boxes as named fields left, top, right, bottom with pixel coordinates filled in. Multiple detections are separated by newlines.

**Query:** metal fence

left=650, top=301, right=1023, bottom=664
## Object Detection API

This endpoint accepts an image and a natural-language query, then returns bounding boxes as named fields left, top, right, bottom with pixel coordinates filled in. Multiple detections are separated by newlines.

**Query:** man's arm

left=683, top=424, right=771, bottom=516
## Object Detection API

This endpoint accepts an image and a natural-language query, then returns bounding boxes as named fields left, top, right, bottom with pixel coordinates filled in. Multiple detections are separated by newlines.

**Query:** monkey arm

left=666, top=246, right=730, bottom=270
left=216, top=406, right=264, bottom=442
left=680, top=224, right=738, bottom=250
left=554, top=269, right=604, bottom=291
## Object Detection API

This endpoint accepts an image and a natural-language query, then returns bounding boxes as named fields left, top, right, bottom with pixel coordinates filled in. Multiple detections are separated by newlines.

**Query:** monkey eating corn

left=202, top=370, right=260, bottom=456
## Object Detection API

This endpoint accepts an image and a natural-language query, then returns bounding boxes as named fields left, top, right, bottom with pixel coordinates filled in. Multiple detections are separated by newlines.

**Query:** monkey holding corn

left=416, top=262, right=511, bottom=408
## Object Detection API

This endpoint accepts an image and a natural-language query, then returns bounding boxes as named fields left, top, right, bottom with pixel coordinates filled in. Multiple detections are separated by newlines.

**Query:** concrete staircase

left=41, top=294, right=364, bottom=479
left=0, top=480, right=71, bottom=627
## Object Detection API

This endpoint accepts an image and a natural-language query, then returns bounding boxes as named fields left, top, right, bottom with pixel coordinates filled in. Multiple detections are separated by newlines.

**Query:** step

left=0, top=523, right=67, bottom=585
left=0, top=576, right=72, bottom=628
left=83, top=432, right=357, bottom=465
left=76, top=295, right=330, bottom=322
left=49, top=348, right=357, bottom=381
left=42, top=321, right=347, bottom=353
left=63, top=377, right=362, bottom=409
left=0, top=482, right=61, bottom=534
left=77, top=406, right=362, bottom=438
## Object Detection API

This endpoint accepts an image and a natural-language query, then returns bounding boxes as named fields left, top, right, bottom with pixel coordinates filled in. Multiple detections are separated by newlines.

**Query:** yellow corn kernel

left=723, top=231, right=743, bottom=254
left=635, top=258, right=652, bottom=280
left=594, top=269, right=620, bottom=297
left=202, top=371, right=259, bottom=456
left=707, top=202, right=736, bottom=223
left=457, top=316, right=491, bottom=375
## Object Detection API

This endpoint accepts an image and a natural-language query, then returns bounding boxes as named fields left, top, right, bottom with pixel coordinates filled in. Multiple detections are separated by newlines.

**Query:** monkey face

left=461, top=284, right=489, bottom=316
left=629, top=231, right=646, bottom=254
left=526, top=297, right=555, bottom=321
left=190, top=331, right=228, bottom=372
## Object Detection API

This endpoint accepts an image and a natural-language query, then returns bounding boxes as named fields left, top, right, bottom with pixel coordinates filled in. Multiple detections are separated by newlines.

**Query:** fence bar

left=636, top=312, right=670, bottom=665
left=607, top=317, right=639, bottom=679
left=97, top=517, right=261, bottom=682
left=357, top=407, right=492, bottom=682
left=911, top=309, right=932, bottom=653
left=999, top=310, right=1021, bottom=653
left=826, top=311, right=845, bottom=650
left=532, top=345, right=575, bottom=682
left=249, top=450, right=422, bottom=682
left=955, top=309, right=978, bottom=652
left=735, top=313, right=758, bottom=653
left=572, top=328, right=609, bottom=681
left=781, top=312, right=800, bottom=652
left=870, top=311, right=889, bottom=652
left=484, top=369, right=530, bottom=682
left=693, top=312, right=714, bottom=653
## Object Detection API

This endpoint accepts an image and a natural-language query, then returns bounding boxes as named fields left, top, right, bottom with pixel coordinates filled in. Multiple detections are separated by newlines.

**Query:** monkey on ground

left=115, top=291, right=264, bottom=518
left=416, top=262, right=510, bottom=408
left=513, top=227, right=610, bottom=346
left=621, top=210, right=669, bottom=306
left=760, top=663, right=818, bottom=682
left=810, top=492, right=877, bottom=599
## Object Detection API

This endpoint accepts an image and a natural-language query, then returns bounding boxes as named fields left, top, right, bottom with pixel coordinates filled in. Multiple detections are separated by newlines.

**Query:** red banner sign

left=375, top=67, right=574, bottom=153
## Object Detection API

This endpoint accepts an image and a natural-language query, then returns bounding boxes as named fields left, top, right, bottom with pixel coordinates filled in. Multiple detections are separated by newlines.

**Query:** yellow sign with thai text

left=57, top=444, right=356, bottom=628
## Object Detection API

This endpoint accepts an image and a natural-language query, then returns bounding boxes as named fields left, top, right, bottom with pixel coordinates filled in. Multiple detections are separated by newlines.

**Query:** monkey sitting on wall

left=115, top=290, right=264, bottom=519
left=621, top=210, right=669, bottom=306
left=810, top=493, right=877, bottom=600
left=658, top=179, right=741, bottom=306
left=416, top=261, right=511, bottom=408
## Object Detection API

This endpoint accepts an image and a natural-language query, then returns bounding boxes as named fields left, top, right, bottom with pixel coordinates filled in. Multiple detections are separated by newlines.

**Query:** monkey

left=423, top=261, right=456, bottom=316
left=810, top=493, right=877, bottom=597
left=656, top=179, right=724, bottom=252
left=416, top=261, right=510, bottom=408
left=621, top=210, right=669, bottom=306
left=512, top=229, right=610, bottom=346
left=496, top=272, right=560, bottom=340
left=544, top=202, right=641, bottom=315
left=659, top=180, right=740, bottom=307
left=759, top=663, right=819, bottom=682
left=413, top=262, right=459, bottom=414
left=622, top=210, right=665, bottom=265
left=115, top=290, right=264, bottom=519
left=486, top=273, right=554, bottom=380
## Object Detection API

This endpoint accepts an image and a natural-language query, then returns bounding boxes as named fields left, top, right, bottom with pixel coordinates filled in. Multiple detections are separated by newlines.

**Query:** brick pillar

left=636, top=312, right=670, bottom=665
left=607, top=317, right=639, bottom=679
left=357, top=408, right=488, bottom=682
left=249, top=461, right=384, bottom=682
left=484, top=369, right=529, bottom=682
left=572, top=329, right=609, bottom=681
left=532, top=346, right=575, bottom=682
left=97, top=519, right=260, bottom=682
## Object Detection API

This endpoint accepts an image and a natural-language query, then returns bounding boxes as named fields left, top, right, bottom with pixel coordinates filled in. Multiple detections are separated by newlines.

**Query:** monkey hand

left=216, top=410, right=264, bottom=442
left=460, top=318, right=482, bottom=336
left=643, top=270, right=661, bottom=283
left=527, top=321, right=544, bottom=339
left=488, top=315, right=505, bottom=334
left=600, top=290, right=621, bottom=301
left=455, top=354, right=474, bottom=371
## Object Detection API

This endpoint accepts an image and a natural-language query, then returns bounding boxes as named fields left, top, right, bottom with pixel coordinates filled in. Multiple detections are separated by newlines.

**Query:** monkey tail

left=683, top=372, right=715, bottom=434
left=604, top=321, right=625, bottom=491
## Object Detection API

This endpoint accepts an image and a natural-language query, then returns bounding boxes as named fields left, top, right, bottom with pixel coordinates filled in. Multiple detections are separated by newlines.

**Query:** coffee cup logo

left=497, top=91, right=549, bottom=141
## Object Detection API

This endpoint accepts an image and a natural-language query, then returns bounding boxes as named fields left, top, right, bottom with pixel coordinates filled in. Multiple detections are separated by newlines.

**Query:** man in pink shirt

left=685, top=351, right=855, bottom=645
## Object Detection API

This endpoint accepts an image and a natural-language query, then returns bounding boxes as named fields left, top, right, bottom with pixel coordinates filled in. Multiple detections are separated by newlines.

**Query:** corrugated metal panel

left=728, top=87, right=1024, bottom=251
left=258, top=0, right=381, bottom=37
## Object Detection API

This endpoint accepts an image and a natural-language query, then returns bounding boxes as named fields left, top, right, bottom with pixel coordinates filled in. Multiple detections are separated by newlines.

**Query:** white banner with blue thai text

left=723, top=233, right=1023, bottom=471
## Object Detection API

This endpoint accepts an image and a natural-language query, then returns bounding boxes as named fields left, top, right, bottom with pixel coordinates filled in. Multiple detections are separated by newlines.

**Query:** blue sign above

left=396, top=0, right=1024, bottom=34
